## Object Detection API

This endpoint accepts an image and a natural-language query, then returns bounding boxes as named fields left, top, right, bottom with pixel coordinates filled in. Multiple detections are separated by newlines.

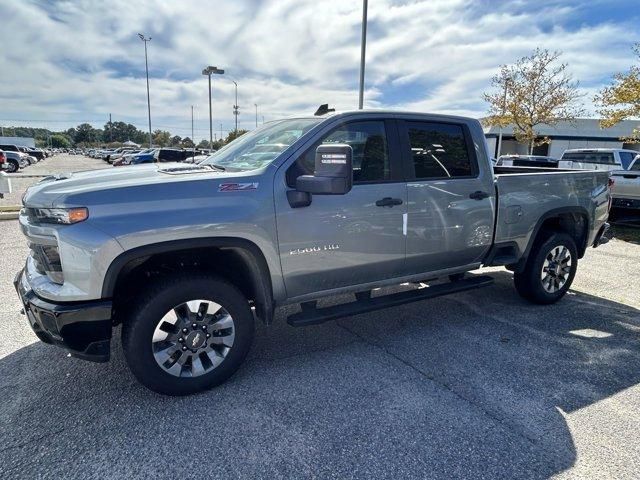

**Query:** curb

left=0, top=211, right=19, bottom=221
left=0, top=205, right=21, bottom=212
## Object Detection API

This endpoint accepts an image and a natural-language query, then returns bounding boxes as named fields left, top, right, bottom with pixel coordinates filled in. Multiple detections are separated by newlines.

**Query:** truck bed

left=492, top=168, right=610, bottom=262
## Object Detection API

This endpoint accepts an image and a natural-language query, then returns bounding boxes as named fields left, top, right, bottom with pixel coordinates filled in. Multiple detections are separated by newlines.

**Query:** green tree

left=74, top=123, right=101, bottom=144
left=196, top=139, right=211, bottom=149
left=181, top=137, right=195, bottom=148
left=483, top=49, right=584, bottom=153
left=595, top=43, right=640, bottom=142
left=50, top=134, right=71, bottom=148
left=153, top=129, right=171, bottom=147
left=170, top=135, right=182, bottom=146
left=225, top=129, right=249, bottom=144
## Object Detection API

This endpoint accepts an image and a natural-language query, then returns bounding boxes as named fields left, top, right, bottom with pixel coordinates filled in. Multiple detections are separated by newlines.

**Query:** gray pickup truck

left=15, top=110, right=611, bottom=395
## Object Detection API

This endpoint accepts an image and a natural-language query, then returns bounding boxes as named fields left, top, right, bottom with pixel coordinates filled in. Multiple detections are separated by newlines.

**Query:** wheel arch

left=103, top=237, right=275, bottom=324
left=510, top=206, right=590, bottom=272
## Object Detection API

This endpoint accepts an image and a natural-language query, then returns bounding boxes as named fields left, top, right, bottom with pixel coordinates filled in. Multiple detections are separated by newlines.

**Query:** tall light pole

left=230, top=80, right=239, bottom=134
left=138, top=34, right=153, bottom=147
left=254, top=103, right=258, bottom=128
left=191, top=105, right=194, bottom=156
left=358, top=0, right=368, bottom=109
left=202, top=66, right=224, bottom=148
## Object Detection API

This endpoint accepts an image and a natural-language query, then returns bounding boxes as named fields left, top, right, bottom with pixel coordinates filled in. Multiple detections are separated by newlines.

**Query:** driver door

left=274, top=119, right=407, bottom=299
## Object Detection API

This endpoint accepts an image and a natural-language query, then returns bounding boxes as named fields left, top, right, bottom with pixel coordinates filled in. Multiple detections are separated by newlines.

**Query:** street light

left=202, top=66, right=224, bottom=147
left=254, top=103, right=258, bottom=128
left=358, top=0, right=368, bottom=109
left=138, top=33, right=153, bottom=147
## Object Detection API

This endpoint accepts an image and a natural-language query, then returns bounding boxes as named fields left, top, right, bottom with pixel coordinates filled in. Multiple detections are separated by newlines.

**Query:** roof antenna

left=314, top=104, right=335, bottom=116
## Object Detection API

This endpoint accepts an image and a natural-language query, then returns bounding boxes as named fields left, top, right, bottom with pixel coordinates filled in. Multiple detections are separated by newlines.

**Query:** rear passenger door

left=399, top=119, right=495, bottom=275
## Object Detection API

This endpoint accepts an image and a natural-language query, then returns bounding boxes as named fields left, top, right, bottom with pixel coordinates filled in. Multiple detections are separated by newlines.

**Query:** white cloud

left=0, top=0, right=639, bottom=141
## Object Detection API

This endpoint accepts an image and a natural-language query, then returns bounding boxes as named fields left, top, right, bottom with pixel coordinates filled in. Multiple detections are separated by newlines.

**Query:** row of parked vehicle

left=86, top=147, right=214, bottom=166
left=496, top=148, right=640, bottom=216
left=496, top=148, right=639, bottom=170
left=0, top=144, right=56, bottom=173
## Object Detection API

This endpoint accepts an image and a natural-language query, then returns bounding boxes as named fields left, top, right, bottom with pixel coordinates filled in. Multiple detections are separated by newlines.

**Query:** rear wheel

left=514, top=232, right=577, bottom=304
left=122, top=274, right=255, bottom=395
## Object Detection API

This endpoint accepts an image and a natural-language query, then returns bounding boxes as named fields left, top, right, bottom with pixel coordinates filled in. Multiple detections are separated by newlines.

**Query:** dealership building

left=484, top=118, right=640, bottom=159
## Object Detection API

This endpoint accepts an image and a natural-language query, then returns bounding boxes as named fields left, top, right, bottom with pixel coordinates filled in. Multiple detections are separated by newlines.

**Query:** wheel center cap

left=186, top=331, right=205, bottom=350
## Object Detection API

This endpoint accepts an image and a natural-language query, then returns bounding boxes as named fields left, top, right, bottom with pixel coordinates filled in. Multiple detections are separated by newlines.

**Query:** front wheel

left=122, top=274, right=255, bottom=395
left=514, top=232, right=578, bottom=304
left=5, top=160, right=18, bottom=173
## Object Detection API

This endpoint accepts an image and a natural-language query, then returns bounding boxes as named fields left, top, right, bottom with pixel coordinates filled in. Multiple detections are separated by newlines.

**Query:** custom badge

left=218, top=182, right=258, bottom=192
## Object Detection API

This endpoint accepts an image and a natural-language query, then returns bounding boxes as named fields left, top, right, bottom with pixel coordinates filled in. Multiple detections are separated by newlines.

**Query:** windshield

left=201, top=118, right=321, bottom=171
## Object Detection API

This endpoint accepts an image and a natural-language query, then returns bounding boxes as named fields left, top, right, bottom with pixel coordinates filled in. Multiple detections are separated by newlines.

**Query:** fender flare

left=102, top=237, right=274, bottom=323
left=511, top=206, right=590, bottom=272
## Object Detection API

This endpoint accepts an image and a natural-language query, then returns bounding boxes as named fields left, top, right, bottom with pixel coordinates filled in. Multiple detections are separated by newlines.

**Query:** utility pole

left=109, top=113, right=112, bottom=142
left=191, top=105, right=195, bottom=156
left=358, top=0, right=368, bottom=109
left=254, top=103, right=258, bottom=128
left=138, top=34, right=153, bottom=147
left=220, top=123, right=223, bottom=142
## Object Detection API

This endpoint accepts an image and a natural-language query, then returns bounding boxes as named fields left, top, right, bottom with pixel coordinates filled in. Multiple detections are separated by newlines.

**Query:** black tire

left=5, top=160, right=18, bottom=173
left=514, top=231, right=578, bottom=304
left=122, top=274, right=255, bottom=395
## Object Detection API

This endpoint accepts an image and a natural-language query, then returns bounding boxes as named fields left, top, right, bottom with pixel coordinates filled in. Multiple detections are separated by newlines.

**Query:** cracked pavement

left=1, top=155, right=640, bottom=479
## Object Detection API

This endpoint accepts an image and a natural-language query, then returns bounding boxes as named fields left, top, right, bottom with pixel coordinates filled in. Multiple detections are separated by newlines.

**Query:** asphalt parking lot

left=1, top=155, right=639, bottom=479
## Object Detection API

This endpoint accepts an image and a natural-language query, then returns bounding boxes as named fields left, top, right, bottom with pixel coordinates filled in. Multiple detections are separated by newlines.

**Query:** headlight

left=32, top=207, right=89, bottom=224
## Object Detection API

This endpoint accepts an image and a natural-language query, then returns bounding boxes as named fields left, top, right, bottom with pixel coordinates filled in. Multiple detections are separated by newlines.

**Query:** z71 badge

left=218, top=182, right=258, bottom=192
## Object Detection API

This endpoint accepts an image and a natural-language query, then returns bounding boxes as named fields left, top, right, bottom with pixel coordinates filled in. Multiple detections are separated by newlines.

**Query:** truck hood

left=23, top=163, right=232, bottom=208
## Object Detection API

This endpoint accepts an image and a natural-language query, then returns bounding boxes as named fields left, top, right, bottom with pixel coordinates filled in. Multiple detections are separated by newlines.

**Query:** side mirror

left=296, top=144, right=353, bottom=195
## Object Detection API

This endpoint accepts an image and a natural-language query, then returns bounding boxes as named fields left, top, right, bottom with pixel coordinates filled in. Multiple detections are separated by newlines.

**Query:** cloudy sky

left=1, top=0, right=639, bottom=141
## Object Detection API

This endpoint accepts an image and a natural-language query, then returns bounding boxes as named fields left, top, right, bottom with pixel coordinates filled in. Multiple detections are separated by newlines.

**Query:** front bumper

left=14, top=270, right=113, bottom=362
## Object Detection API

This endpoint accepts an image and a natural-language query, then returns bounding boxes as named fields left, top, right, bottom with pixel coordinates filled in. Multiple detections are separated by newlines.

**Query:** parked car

left=153, top=148, right=194, bottom=163
left=3, top=151, right=28, bottom=172
left=497, top=155, right=558, bottom=168
left=16, top=110, right=612, bottom=395
left=558, top=148, right=638, bottom=170
left=610, top=155, right=640, bottom=212
left=114, top=148, right=156, bottom=166
left=24, top=147, right=46, bottom=161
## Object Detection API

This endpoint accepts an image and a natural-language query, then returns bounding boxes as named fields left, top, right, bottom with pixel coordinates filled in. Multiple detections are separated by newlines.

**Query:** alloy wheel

left=540, top=245, right=572, bottom=293
left=151, top=300, right=235, bottom=377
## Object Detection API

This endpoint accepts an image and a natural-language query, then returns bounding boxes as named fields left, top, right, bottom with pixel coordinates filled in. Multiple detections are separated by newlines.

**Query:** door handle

left=376, top=197, right=403, bottom=207
left=469, top=191, right=490, bottom=200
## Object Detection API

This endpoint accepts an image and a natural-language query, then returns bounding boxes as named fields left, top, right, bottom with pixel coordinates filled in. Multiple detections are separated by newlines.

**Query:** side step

left=287, top=275, right=494, bottom=327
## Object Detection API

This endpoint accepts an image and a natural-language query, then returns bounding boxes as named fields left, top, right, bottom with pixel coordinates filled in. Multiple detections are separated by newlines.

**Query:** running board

left=287, top=275, right=494, bottom=327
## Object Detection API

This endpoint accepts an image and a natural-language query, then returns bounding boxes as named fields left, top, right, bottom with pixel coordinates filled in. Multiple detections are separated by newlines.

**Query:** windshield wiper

left=205, top=163, right=226, bottom=171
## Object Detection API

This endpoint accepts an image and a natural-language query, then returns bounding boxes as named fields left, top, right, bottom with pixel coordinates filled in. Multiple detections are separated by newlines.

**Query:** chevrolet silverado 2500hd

left=15, top=110, right=611, bottom=395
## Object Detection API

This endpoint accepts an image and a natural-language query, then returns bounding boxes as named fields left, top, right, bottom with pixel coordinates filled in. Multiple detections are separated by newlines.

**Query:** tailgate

left=611, top=171, right=640, bottom=200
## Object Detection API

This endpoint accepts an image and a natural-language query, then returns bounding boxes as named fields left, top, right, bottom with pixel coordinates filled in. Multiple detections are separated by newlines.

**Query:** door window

left=406, top=122, right=475, bottom=179
left=619, top=152, right=636, bottom=169
left=287, top=121, right=390, bottom=186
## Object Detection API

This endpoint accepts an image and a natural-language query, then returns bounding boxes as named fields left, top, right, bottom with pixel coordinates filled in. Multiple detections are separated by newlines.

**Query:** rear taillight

left=0, top=153, right=5, bottom=164
left=607, top=177, right=614, bottom=212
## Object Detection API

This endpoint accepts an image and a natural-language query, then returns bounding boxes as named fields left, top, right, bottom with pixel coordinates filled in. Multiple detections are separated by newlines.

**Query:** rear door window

left=561, top=152, right=616, bottom=165
left=404, top=122, right=476, bottom=179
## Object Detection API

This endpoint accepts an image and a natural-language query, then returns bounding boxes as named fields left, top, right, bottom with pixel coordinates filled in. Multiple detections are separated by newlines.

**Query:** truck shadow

left=1, top=270, right=639, bottom=478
